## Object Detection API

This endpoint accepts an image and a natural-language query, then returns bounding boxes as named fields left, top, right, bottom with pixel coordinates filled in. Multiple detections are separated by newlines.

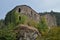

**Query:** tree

left=0, top=23, right=17, bottom=40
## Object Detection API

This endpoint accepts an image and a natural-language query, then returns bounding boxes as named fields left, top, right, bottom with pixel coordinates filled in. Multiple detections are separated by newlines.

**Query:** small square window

left=18, top=8, right=21, bottom=12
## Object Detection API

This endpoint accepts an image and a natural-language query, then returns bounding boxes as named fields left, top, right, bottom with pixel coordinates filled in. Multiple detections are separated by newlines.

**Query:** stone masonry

left=12, top=5, right=57, bottom=28
left=13, top=5, right=40, bottom=23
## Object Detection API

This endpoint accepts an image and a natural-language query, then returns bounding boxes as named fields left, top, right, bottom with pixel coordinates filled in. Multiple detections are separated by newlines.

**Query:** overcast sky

left=0, top=0, right=60, bottom=19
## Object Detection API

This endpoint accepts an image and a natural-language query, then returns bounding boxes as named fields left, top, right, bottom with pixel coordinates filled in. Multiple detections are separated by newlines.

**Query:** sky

left=0, top=0, right=60, bottom=19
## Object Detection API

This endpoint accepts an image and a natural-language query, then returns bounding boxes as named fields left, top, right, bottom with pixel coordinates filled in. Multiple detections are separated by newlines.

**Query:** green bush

left=1, top=11, right=29, bottom=40
left=5, top=11, right=28, bottom=26
left=37, top=16, right=48, bottom=36
left=19, top=14, right=28, bottom=24
left=43, top=27, right=60, bottom=40
left=0, top=23, right=17, bottom=40
left=27, top=19, right=38, bottom=27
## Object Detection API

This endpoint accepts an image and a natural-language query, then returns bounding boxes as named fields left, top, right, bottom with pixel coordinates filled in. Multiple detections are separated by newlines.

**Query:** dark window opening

left=18, top=8, right=21, bottom=12
left=34, top=14, right=36, bottom=16
left=30, top=11, right=33, bottom=17
left=31, top=11, right=32, bottom=15
left=19, top=16, right=21, bottom=20
left=34, top=14, right=37, bottom=19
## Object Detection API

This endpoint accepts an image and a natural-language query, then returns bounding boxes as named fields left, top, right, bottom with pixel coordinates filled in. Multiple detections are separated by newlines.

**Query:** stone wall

left=12, top=5, right=57, bottom=27
left=14, top=5, right=40, bottom=23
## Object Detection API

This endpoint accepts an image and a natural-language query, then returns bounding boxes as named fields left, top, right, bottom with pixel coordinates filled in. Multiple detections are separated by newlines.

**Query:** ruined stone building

left=13, top=5, right=40, bottom=23
left=8, top=5, right=57, bottom=27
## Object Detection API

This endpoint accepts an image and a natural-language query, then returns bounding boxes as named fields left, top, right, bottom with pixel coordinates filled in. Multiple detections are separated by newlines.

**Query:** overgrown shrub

left=5, top=11, right=19, bottom=25
left=0, top=23, right=17, bottom=40
left=27, top=19, right=38, bottom=27
left=5, top=11, right=28, bottom=26
left=43, top=27, right=60, bottom=40
left=37, top=16, right=48, bottom=36
left=19, top=14, right=28, bottom=24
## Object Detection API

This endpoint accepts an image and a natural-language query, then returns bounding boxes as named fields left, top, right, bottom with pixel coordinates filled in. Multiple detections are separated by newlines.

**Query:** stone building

left=9, top=5, right=57, bottom=27
left=4, top=5, right=58, bottom=40
left=13, top=5, right=40, bottom=23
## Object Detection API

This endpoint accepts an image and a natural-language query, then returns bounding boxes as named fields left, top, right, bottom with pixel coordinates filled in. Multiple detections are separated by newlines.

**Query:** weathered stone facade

left=14, top=5, right=40, bottom=23
left=12, top=5, right=57, bottom=27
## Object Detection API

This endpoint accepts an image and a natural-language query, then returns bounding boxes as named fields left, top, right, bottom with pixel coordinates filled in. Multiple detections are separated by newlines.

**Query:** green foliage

left=37, top=16, right=48, bottom=35
left=5, top=11, right=19, bottom=25
left=1, top=11, right=29, bottom=40
left=2, top=10, right=60, bottom=40
left=0, top=23, right=17, bottom=40
left=42, top=27, right=60, bottom=40
left=19, top=14, right=28, bottom=24
left=27, top=19, right=38, bottom=27
left=5, top=11, right=28, bottom=26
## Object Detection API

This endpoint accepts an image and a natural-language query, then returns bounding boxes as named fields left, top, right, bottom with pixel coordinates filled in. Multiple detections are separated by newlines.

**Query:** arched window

left=31, top=11, right=32, bottom=15
left=18, top=8, right=21, bottom=12
left=30, top=11, right=33, bottom=17
left=19, top=16, right=21, bottom=20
